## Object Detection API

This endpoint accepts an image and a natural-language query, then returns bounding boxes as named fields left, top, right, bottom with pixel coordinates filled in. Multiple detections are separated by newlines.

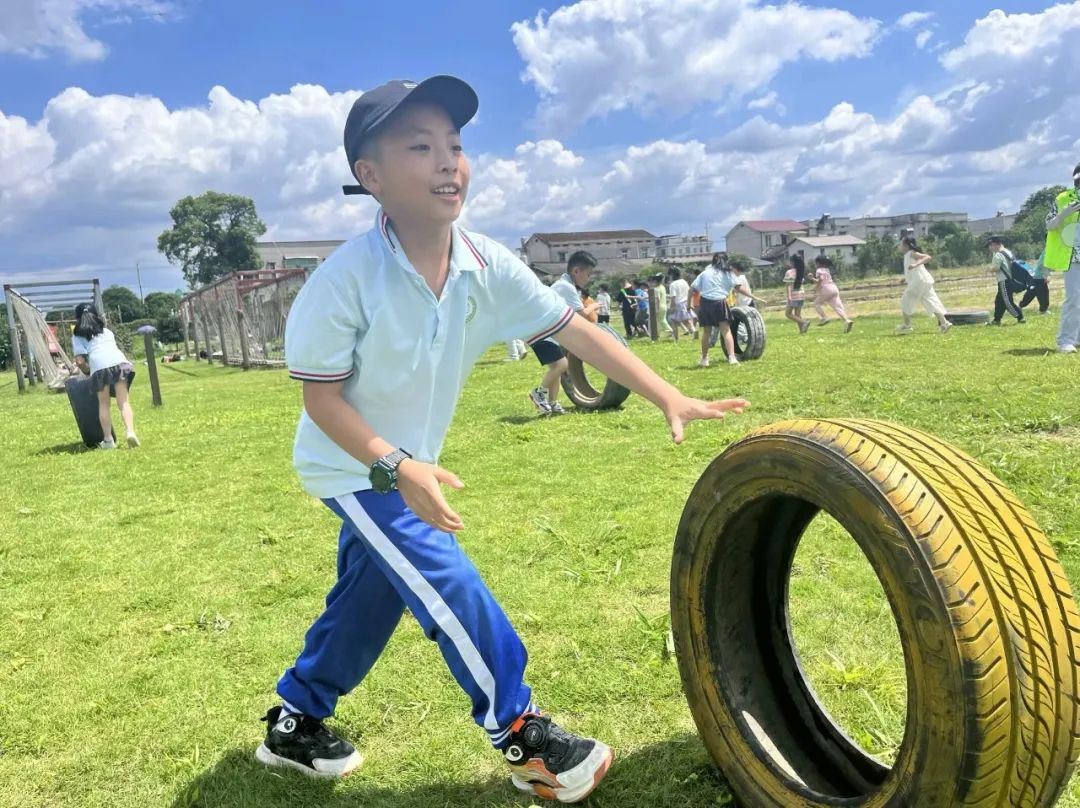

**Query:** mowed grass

left=2, top=291, right=1080, bottom=807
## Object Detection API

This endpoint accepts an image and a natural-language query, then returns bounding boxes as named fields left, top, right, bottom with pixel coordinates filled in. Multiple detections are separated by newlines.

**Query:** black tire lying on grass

left=945, top=310, right=992, bottom=326
left=560, top=322, right=632, bottom=411
left=65, top=375, right=112, bottom=448
left=731, top=305, right=766, bottom=361
left=671, top=418, right=1080, bottom=807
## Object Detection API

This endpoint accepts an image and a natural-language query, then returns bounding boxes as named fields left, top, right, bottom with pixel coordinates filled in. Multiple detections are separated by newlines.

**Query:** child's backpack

left=1001, top=249, right=1034, bottom=293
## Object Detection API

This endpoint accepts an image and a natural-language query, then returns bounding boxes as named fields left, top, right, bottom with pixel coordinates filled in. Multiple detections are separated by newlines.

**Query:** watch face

left=370, top=464, right=391, bottom=493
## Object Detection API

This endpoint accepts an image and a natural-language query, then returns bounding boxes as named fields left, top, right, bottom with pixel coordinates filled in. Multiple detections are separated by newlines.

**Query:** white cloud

left=941, top=2, right=1080, bottom=71
left=0, top=0, right=176, bottom=61
left=4, top=3, right=1080, bottom=290
left=897, top=11, right=934, bottom=30
left=0, top=83, right=370, bottom=290
left=511, top=0, right=880, bottom=129
left=747, top=91, right=787, bottom=116
left=915, top=30, right=932, bottom=50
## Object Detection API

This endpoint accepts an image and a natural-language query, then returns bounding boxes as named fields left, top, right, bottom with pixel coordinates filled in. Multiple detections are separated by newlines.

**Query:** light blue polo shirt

left=285, top=208, right=574, bottom=498
left=692, top=267, right=737, bottom=301
left=544, top=273, right=583, bottom=346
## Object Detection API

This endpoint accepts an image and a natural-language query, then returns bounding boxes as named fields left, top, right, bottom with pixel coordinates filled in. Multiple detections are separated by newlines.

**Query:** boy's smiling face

left=354, top=102, right=470, bottom=226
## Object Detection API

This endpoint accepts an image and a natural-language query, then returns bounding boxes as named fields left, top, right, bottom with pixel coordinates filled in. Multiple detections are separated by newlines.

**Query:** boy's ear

left=354, top=159, right=381, bottom=196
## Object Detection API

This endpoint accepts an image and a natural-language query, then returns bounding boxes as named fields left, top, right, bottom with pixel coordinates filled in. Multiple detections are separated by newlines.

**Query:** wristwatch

left=369, top=448, right=412, bottom=493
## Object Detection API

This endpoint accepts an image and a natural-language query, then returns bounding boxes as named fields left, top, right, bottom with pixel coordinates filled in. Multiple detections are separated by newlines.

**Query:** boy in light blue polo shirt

left=256, top=75, right=750, bottom=804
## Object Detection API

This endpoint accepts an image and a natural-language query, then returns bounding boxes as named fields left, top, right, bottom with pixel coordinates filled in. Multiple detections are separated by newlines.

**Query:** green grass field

left=2, top=297, right=1079, bottom=807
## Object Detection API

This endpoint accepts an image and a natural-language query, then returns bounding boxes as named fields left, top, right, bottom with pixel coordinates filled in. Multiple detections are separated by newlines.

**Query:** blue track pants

left=276, top=490, right=534, bottom=748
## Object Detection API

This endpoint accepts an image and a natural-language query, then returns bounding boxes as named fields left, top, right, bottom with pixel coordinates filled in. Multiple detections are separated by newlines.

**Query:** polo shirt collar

left=374, top=208, right=487, bottom=272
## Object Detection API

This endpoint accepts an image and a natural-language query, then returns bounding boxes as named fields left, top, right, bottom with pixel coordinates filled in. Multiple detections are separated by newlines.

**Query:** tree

left=157, top=191, right=267, bottom=288
left=102, top=285, right=146, bottom=323
left=155, top=313, right=185, bottom=344
left=929, top=221, right=963, bottom=240
left=943, top=230, right=978, bottom=266
left=143, top=291, right=182, bottom=320
left=1009, top=185, right=1069, bottom=247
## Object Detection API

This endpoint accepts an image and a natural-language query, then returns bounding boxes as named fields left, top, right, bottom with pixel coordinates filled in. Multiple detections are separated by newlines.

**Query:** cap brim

left=342, top=184, right=370, bottom=196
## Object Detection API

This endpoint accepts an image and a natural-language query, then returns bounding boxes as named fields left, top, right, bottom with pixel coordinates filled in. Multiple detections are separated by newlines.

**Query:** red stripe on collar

left=379, top=210, right=396, bottom=253
left=458, top=230, right=488, bottom=270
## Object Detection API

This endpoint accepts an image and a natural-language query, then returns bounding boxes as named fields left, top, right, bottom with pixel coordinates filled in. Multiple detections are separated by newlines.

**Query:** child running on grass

left=257, top=75, right=750, bottom=804
left=650, top=274, right=674, bottom=338
left=527, top=250, right=601, bottom=416
left=897, top=236, right=952, bottom=334
left=988, top=236, right=1025, bottom=326
left=666, top=267, right=696, bottom=342
left=810, top=256, right=854, bottom=332
left=71, top=303, right=140, bottom=449
left=783, top=255, right=811, bottom=334
left=595, top=283, right=612, bottom=324
left=692, top=253, right=748, bottom=367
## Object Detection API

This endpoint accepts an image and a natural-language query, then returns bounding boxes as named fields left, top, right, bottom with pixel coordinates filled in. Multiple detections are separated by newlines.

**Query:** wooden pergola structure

left=3, top=278, right=103, bottom=393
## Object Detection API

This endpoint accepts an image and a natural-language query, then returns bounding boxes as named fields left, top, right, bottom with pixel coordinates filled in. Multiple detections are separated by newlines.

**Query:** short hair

left=599, top=283, right=609, bottom=292
left=814, top=255, right=833, bottom=268
left=567, top=250, right=597, bottom=272
left=668, top=267, right=681, bottom=280
left=729, top=257, right=747, bottom=272
left=988, top=235, right=1004, bottom=246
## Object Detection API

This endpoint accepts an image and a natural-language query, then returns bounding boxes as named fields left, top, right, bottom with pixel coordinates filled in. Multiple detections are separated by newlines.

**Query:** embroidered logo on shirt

left=465, top=296, right=477, bottom=324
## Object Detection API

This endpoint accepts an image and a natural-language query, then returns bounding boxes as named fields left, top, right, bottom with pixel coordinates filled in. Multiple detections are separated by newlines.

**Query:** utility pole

left=136, top=262, right=144, bottom=303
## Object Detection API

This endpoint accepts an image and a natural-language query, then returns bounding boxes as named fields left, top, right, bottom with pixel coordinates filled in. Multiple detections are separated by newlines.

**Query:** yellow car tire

left=671, top=418, right=1080, bottom=807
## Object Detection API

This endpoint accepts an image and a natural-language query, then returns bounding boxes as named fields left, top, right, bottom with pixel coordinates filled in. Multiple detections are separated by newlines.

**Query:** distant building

left=255, top=240, right=345, bottom=272
left=521, top=229, right=659, bottom=277
left=967, top=212, right=1018, bottom=238
left=654, top=233, right=712, bottom=261
left=724, top=220, right=808, bottom=260
left=801, top=214, right=853, bottom=236
left=847, top=212, right=968, bottom=240
left=770, top=235, right=866, bottom=266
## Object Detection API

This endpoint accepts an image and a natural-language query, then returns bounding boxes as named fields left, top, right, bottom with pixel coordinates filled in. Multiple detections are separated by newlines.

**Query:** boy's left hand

left=664, top=396, right=750, bottom=444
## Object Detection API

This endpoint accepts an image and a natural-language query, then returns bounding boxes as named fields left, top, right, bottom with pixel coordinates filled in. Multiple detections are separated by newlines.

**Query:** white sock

left=280, top=700, right=303, bottom=717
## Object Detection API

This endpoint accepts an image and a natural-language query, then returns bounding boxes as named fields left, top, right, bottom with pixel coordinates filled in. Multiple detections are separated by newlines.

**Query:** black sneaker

left=503, top=713, right=612, bottom=803
left=255, top=706, right=362, bottom=778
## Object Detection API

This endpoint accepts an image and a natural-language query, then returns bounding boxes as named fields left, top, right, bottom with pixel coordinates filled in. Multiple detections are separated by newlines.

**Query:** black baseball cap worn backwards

left=342, top=75, right=478, bottom=196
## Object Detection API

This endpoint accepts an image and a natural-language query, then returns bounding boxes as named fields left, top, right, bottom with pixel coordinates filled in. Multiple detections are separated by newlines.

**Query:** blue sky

left=1, top=0, right=1078, bottom=293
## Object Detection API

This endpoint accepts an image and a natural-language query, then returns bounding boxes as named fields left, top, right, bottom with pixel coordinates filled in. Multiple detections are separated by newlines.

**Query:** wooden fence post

left=237, top=308, right=251, bottom=370
left=4, top=287, right=26, bottom=393
left=142, top=331, right=163, bottom=406
left=201, top=316, right=214, bottom=365
left=216, top=312, right=229, bottom=366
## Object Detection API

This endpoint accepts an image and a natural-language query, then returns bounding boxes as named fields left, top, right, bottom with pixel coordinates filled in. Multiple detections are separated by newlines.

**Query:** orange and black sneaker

left=503, top=713, right=613, bottom=803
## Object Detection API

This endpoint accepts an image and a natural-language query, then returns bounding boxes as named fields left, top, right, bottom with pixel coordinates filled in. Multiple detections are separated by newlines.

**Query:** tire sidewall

left=672, top=434, right=967, bottom=806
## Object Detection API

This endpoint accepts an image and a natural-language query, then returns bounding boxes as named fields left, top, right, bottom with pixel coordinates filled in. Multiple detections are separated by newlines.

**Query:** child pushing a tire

left=71, top=303, right=141, bottom=450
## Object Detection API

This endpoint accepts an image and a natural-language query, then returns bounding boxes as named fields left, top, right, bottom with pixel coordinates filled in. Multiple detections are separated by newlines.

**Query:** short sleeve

left=71, top=335, right=88, bottom=356
left=691, top=274, right=703, bottom=292
left=285, top=270, right=363, bottom=383
left=553, top=280, right=584, bottom=312
left=488, top=253, right=574, bottom=345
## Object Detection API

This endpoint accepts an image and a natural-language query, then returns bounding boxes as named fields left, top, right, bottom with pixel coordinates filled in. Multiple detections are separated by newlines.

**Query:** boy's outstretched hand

left=397, top=459, right=466, bottom=533
left=664, top=396, right=750, bottom=444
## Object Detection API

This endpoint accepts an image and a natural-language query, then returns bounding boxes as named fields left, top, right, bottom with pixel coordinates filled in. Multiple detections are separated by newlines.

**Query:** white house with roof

left=654, top=233, right=712, bottom=261
left=724, top=219, right=808, bottom=260
left=255, top=240, right=345, bottom=272
left=780, top=235, right=866, bottom=266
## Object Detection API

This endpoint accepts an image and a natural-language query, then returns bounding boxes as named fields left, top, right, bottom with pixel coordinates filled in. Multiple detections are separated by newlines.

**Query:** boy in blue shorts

left=255, top=75, right=749, bottom=803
